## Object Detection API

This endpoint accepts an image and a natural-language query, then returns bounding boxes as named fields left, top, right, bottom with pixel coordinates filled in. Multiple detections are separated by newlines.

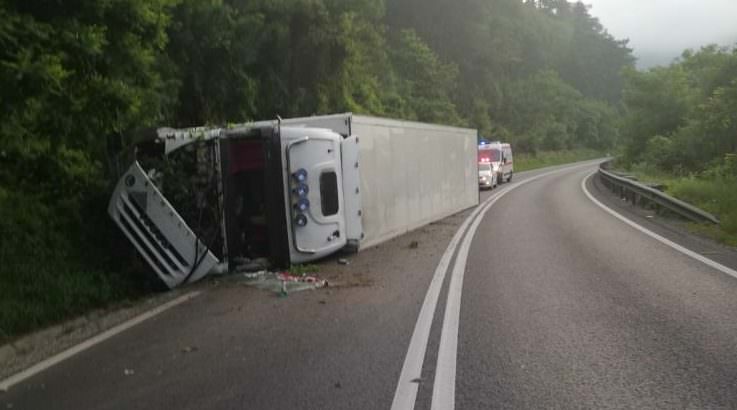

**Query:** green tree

left=621, top=45, right=737, bottom=173
left=164, top=0, right=262, bottom=126
left=389, top=29, right=462, bottom=124
left=0, top=0, right=176, bottom=337
left=621, top=65, right=698, bottom=162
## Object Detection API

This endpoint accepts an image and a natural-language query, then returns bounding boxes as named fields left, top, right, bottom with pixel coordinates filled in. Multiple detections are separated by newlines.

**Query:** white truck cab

left=108, top=121, right=362, bottom=288
left=279, top=127, right=362, bottom=264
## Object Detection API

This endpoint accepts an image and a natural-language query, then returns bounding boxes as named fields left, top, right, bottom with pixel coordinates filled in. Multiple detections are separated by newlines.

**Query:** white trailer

left=108, top=113, right=478, bottom=288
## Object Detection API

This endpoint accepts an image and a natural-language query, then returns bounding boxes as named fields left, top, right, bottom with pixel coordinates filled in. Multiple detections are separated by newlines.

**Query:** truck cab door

left=281, top=127, right=348, bottom=263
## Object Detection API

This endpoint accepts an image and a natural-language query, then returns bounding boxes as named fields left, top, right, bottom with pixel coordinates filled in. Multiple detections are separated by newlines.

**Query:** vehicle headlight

left=294, top=198, right=310, bottom=212
left=293, top=183, right=309, bottom=197
left=292, top=168, right=308, bottom=183
left=294, top=213, right=308, bottom=227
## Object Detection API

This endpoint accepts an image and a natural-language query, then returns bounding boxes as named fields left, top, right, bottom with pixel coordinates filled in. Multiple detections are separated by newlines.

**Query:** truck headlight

left=294, top=198, right=310, bottom=212
left=292, top=168, right=308, bottom=183
left=295, top=213, right=308, bottom=227
left=293, top=183, right=309, bottom=197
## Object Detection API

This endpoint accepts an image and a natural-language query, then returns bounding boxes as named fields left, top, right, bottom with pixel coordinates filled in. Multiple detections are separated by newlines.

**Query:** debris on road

left=181, top=346, right=198, bottom=353
left=337, top=258, right=350, bottom=265
left=123, top=368, right=135, bottom=376
left=241, top=270, right=327, bottom=296
left=409, top=240, right=419, bottom=249
left=234, top=257, right=271, bottom=273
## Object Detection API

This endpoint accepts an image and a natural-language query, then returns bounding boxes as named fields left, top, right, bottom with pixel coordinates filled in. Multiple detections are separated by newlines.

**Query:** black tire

left=507, top=172, right=513, bottom=182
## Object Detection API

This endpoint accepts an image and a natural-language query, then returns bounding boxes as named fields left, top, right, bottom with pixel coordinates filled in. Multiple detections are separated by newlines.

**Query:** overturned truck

left=109, top=113, right=478, bottom=288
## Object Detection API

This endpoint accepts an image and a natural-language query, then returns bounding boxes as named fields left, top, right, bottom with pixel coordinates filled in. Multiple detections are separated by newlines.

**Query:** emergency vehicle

left=478, top=141, right=513, bottom=187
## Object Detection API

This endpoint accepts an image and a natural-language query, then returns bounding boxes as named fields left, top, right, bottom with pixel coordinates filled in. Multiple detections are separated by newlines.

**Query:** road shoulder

left=586, top=171, right=737, bottom=274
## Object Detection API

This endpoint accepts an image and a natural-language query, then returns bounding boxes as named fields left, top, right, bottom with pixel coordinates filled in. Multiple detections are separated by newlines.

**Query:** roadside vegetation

left=0, top=0, right=633, bottom=340
left=616, top=45, right=737, bottom=246
left=617, top=159, right=737, bottom=246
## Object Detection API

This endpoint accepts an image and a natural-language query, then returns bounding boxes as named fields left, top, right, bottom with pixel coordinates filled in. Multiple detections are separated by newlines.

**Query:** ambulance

left=478, top=141, right=513, bottom=186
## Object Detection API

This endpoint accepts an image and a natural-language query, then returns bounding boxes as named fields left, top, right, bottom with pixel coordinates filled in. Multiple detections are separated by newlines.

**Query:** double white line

left=390, top=166, right=576, bottom=410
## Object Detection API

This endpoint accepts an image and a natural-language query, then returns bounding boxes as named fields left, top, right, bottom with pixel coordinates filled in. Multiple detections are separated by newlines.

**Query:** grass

left=0, top=258, right=150, bottom=344
left=668, top=176, right=737, bottom=247
left=614, top=162, right=737, bottom=247
left=0, top=256, right=325, bottom=343
left=287, top=264, right=320, bottom=277
left=514, top=149, right=604, bottom=172
left=0, top=247, right=321, bottom=344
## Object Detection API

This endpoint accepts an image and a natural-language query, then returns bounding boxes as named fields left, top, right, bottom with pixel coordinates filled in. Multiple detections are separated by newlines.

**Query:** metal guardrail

left=597, top=161, right=720, bottom=225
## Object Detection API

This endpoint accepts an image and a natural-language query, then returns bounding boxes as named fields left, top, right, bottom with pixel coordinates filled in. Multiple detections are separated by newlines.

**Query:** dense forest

left=620, top=45, right=737, bottom=174
left=0, top=0, right=636, bottom=337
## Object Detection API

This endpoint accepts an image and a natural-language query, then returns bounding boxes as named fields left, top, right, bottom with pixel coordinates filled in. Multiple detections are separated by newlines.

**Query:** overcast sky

left=583, top=0, right=737, bottom=68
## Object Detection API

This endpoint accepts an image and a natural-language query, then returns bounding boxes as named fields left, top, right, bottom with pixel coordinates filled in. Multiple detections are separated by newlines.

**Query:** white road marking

left=430, top=195, right=493, bottom=410
left=0, top=291, right=202, bottom=392
left=430, top=167, right=573, bottom=410
left=390, top=186, right=512, bottom=410
left=582, top=172, right=737, bottom=280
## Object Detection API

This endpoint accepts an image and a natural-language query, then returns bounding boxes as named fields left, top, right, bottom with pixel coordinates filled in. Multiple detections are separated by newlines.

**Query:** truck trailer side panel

left=351, top=115, right=478, bottom=248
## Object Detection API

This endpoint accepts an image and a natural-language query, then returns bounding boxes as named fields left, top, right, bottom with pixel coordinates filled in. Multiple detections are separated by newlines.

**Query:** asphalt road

left=458, top=165, right=737, bottom=409
left=3, top=161, right=737, bottom=409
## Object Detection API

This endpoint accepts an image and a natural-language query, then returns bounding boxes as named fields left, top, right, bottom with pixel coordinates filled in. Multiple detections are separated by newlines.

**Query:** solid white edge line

left=390, top=186, right=511, bottom=410
left=582, top=172, right=737, bottom=280
left=430, top=166, right=573, bottom=410
left=0, top=291, right=202, bottom=392
left=430, top=197, right=493, bottom=410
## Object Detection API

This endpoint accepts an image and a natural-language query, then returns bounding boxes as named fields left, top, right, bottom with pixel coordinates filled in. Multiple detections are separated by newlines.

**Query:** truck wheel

left=507, top=172, right=513, bottom=182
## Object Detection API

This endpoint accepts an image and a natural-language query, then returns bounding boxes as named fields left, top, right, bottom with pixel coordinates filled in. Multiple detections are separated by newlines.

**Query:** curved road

left=454, top=164, right=737, bottom=409
left=3, top=161, right=737, bottom=409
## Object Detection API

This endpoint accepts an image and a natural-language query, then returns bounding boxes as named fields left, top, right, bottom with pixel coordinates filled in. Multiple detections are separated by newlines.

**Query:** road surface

left=3, top=161, right=737, bottom=409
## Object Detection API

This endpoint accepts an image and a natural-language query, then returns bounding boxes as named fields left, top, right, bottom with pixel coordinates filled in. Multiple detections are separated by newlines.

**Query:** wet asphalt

left=2, top=161, right=737, bottom=409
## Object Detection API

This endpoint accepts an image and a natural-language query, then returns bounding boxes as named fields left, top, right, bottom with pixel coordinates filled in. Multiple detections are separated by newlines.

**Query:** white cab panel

left=281, top=127, right=347, bottom=263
